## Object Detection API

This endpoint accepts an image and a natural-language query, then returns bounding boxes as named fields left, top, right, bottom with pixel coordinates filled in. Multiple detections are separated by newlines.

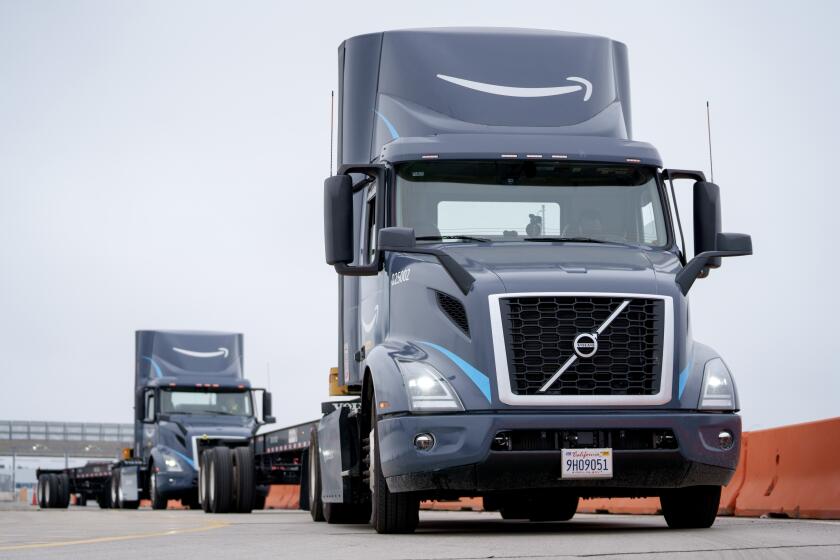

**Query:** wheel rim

left=111, top=475, right=117, bottom=505
left=44, top=479, right=50, bottom=505
left=150, top=472, right=157, bottom=502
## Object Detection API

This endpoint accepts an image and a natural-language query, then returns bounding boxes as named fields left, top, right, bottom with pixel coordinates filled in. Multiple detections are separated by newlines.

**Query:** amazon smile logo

left=436, top=74, right=592, bottom=101
left=173, top=346, right=229, bottom=358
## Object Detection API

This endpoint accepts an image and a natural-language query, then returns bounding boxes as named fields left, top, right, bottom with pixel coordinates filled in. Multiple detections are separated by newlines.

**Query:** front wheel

left=149, top=467, right=167, bottom=510
left=660, top=485, right=721, bottom=529
left=369, top=398, right=419, bottom=534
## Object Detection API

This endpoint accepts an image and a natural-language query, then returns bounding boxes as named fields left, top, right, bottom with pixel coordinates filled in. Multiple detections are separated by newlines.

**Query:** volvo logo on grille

left=573, top=333, right=599, bottom=358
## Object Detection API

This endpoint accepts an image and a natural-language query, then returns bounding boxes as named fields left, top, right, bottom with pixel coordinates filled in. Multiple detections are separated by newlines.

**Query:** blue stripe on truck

left=419, top=342, right=492, bottom=403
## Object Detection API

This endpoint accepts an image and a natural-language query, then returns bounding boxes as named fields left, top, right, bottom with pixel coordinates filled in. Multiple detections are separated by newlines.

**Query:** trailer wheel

left=308, top=429, right=324, bottom=522
left=232, top=446, right=255, bottom=513
left=97, top=484, right=112, bottom=509
left=149, top=465, right=168, bottom=510
left=369, top=398, right=419, bottom=533
left=57, top=473, right=71, bottom=509
left=46, top=473, right=60, bottom=508
left=208, top=447, right=233, bottom=514
left=36, top=474, right=46, bottom=508
left=298, top=448, right=310, bottom=512
left=661, top=485, right=721, bottom=529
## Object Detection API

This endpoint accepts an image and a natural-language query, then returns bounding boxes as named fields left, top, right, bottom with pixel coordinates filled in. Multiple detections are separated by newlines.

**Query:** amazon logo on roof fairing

left=436, top=74, right=592, bottom=101
left=172, top=346, right=229, bottom=359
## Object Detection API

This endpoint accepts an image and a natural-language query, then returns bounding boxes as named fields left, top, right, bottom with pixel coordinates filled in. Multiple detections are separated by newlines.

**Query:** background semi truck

left=304, top=28, right=753, bottom=533
left=37, top=330, right=288, bottom=510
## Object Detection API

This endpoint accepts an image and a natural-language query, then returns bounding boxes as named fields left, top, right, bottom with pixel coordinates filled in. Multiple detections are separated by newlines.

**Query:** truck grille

left=500, top=296, right=664, bottom=396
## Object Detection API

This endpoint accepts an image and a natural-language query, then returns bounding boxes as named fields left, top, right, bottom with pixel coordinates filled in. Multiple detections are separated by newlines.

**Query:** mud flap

left=318, top=400, right=362, bottom=504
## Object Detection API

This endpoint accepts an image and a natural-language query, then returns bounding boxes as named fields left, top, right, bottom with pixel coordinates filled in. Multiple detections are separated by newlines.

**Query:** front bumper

left=378, top=412, right=740, bottom=495
left=154, top=470, right=198, bottom=497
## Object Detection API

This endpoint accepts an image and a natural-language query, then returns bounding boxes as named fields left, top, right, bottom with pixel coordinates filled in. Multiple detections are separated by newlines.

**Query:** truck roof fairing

left=135, top=330, right=244, bottom=389
left=339, top=28, right=634, bottom=167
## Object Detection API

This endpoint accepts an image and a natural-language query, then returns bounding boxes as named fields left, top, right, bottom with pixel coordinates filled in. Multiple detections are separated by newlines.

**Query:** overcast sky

left=1, top=1, right=838, bottom=431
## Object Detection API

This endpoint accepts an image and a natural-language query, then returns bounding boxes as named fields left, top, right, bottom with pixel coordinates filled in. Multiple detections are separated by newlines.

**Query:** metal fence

left=0, top=420, right=133, bottom=443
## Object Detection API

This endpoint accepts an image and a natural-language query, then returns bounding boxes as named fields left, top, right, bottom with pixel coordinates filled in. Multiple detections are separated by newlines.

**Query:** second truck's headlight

left=699, top=358, right=737, bottom=410
left=398, top=361, right=464, bottom=412
left=161, top=452, right=184, bottom=472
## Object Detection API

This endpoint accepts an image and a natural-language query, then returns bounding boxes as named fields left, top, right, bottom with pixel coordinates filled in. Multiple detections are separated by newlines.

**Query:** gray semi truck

left=305, top=28, right=753, bottom=533
left=38, top=330, right=283, bottom=510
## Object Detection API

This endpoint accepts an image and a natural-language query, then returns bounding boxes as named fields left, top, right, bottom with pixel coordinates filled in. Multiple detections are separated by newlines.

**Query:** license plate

left=561, top=448, right=613, bottom=479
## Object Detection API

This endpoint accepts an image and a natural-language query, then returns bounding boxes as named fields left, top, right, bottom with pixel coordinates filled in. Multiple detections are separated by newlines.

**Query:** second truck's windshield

left=160, top=390, right=252, bottom=417
left=395, top=161, right=669, bottom=247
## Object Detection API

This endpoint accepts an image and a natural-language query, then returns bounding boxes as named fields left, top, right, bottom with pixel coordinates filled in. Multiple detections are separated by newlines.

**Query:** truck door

left=357, top=181, right=386, bottom=368
left=339, top=185, right=365, bottom=386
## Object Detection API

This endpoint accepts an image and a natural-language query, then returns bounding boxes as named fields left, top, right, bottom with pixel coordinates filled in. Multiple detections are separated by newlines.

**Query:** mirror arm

left=676, top=249, right=751, bottom=295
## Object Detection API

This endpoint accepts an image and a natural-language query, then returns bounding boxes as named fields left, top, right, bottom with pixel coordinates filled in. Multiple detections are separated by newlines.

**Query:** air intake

left=435, top=291, right=469, bottom=336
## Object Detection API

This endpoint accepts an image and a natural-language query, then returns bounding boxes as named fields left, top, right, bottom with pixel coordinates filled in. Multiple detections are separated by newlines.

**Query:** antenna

left=330, top=90, right=335, bottom=176
left=706, top=100, right=714, bottom=183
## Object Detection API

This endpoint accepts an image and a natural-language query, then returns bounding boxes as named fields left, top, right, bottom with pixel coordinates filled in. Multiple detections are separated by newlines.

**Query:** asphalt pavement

left=1, top=506, right=839, bottom=559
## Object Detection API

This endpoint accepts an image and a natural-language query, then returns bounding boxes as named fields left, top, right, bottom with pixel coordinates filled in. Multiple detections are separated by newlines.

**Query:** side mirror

left=262, top=391, right=275, bottom=424
left=324, top=175, right=354, bottom=266
left=676, top=232, right=752, bottom=295
left=693, top=181, right=722, bottom=269
left=378, top=227, right=416, bottom=250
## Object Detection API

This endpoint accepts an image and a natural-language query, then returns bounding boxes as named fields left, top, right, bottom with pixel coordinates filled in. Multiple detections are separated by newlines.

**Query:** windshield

left=160, top=390, right=252, bottom=417
left=395, top=161, right=669, bottom=247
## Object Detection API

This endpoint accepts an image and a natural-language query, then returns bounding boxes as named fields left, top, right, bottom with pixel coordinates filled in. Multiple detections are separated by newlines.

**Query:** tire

left=661, top=485, right=721, bottom=529
left=57, top=473, right=71, bottom=509
left=110, top=471, right=120, bottom=509
left=97, top=485, right=112, bottom=509
left=46, top=473, right=59, bottom=508
left=298, top=448, right=310, bottom=512
left=199, top=450, right=211, bottom=513
left=308, top=429, right=325, bottom=522
left=149, top=465, right=167, bottom=510
left=36, top=474, right=47, bottom=508
left=370, top=398, right=419, bottom=534
left=208, top=447, right=234, bottom=514
left=232, top=447, right=255, bottom=513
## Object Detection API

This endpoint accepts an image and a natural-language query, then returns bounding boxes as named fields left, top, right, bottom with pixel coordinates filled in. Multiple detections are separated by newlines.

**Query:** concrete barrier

left=734, top=417, right=840, bottom=519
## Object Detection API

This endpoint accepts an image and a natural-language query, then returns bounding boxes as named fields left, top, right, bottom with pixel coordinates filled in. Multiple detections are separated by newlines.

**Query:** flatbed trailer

left=36, top=460, right=128, bottom=509
left=196, top=419, right=320, bottom=513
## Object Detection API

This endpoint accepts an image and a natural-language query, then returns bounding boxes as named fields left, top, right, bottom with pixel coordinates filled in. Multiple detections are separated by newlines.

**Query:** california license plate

left=561, top=448, right=613, bottom=479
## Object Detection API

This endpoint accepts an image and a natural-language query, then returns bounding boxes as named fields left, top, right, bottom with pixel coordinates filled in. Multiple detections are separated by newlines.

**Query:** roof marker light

left=421, top=154, right=439, bottom=159
left=500, top=154, right=518, bottom=159
left=626, top=158, right=641, bottom=164
left=551, top=154, right=568, bottom=159
left=526, top=154, right=543, bottom=159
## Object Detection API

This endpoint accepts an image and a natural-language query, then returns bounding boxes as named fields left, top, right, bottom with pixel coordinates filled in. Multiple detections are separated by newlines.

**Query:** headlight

left=699, top=358, right=737, bottom=410
left=161, top=452, right=184, bottom=472
left=397, top=361, right=464, bottom=412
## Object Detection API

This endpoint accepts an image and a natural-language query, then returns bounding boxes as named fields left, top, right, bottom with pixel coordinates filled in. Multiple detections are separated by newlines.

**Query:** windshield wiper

left=416, top=235, right=491, bottom=243
left=523, top=237, right=643, bottom=249
left=524, top=237, right=610, bottom=244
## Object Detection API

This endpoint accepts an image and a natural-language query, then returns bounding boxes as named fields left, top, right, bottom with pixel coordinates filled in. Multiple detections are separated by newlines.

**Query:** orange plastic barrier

left=265, top=484, right=300, bottom=510
left=421, top=498, right=482, bottom=511
left=734, top=417, right=840, bottom=519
